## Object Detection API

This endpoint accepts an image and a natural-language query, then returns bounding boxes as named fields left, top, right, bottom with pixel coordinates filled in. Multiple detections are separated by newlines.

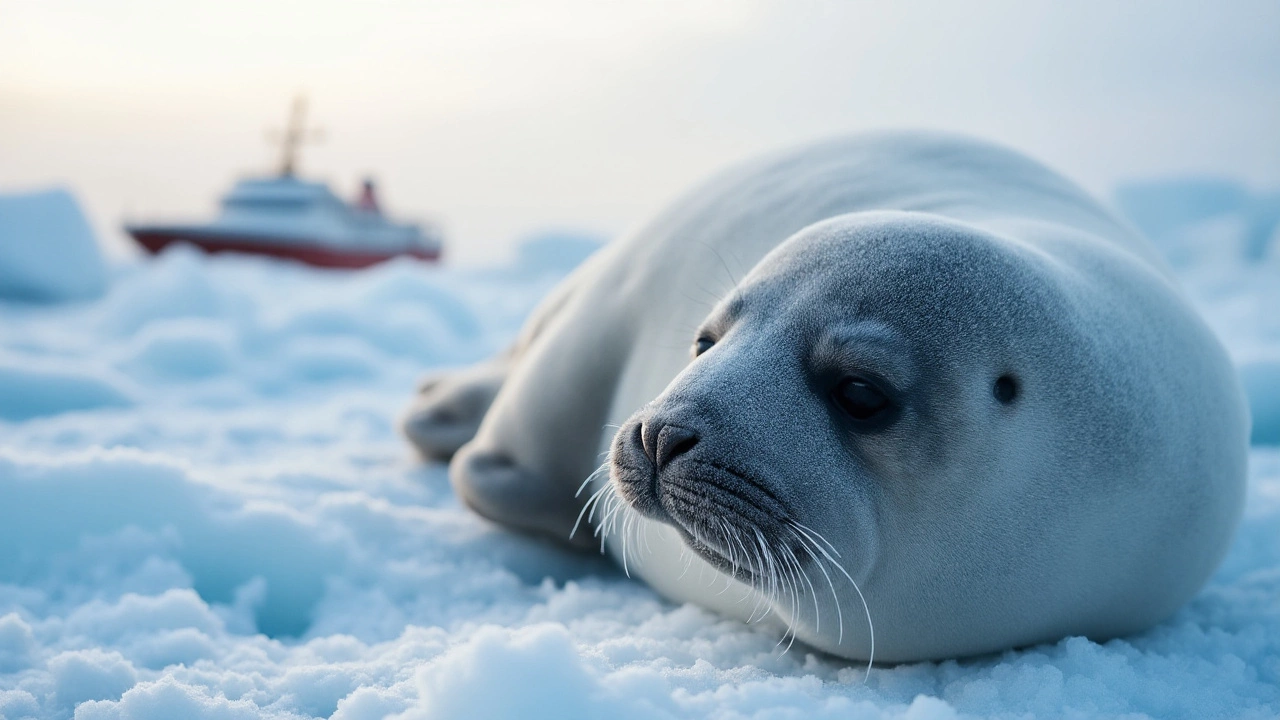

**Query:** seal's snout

left=609, top=416, right=668, bottom=520
left=612, top=407, right=799, bottom=582
left=609, top=414, right=707, bottom=522
left=641, top=422, right=700, bottom=470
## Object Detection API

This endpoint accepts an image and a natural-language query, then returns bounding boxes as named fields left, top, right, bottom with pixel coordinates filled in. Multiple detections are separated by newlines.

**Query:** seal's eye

left=833, top=376, right=890, bottom=421
left=693, top=336, right=716, bottom=357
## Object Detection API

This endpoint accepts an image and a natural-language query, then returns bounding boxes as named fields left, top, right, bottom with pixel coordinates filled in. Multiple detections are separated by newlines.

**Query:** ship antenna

left=267, top=95, right=324, bottom=177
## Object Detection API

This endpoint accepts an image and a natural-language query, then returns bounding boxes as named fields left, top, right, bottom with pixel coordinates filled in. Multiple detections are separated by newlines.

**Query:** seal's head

left=608, top=211, right=1230, bottom=662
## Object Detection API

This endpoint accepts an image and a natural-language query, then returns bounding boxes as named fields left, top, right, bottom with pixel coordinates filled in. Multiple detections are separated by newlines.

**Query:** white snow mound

left=0, top=188, right=108, bottom=303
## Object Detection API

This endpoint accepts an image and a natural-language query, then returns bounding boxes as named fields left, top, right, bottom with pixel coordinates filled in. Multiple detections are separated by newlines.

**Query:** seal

left=401, top=132, right=1249, bottom=663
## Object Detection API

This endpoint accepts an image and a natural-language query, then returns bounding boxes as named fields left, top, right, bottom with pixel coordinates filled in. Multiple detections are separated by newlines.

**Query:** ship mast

left=267, top=96, right=323, bottom=177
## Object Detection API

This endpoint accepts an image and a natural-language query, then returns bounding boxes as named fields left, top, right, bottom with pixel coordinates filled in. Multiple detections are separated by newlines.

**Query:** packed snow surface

left=0, top=189, right=107, bottom=303
left=0, top=207, right=1277, bottom=719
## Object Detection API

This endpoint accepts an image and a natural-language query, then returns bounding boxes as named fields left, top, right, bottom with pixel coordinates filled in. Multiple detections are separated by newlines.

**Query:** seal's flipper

left=451, top=443, right=596, bottom=549
left=403, top=265, right=592, bottom=463
left=401, top=357, right=510, bottom=461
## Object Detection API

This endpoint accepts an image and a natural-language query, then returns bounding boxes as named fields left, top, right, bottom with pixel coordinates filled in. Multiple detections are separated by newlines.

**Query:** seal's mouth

left=655, top=467, right=799, bottom=583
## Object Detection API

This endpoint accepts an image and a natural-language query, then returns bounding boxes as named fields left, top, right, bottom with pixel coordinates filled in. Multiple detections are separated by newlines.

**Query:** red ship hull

left=130, top=230, right=440, bottom=269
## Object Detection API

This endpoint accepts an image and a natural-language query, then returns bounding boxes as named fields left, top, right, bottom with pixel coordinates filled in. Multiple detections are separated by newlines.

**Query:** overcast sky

left=2, top=0, right=1278, bottom=264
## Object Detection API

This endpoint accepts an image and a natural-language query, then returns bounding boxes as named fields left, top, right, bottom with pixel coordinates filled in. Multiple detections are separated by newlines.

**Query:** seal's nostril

left=656, top=424, right=699, bottom=470
left=639, top=422, right=657, bottom=464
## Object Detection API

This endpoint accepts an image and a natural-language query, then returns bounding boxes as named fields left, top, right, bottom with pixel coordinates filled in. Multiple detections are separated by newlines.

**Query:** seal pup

left=401, top=132, right=1249, bottom=663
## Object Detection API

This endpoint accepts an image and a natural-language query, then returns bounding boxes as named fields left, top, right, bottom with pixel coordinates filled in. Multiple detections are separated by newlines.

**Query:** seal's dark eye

left=833, top=376, right=891, bottom=421
left=693, top=336, right=715, bottom=357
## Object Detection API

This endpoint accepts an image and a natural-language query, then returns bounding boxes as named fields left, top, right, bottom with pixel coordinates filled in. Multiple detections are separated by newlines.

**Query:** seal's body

left=403, top=132, right=1248, bottom=662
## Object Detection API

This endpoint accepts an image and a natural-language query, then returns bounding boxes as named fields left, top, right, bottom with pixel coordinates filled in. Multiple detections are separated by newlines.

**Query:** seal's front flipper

left=451, top=442, right=595, bottom=550
left=401, top=357, right=509, bottom=461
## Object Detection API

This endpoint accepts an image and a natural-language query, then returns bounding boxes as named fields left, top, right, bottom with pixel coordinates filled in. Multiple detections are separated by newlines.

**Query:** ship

left=126, top=97, right=442, bottom=268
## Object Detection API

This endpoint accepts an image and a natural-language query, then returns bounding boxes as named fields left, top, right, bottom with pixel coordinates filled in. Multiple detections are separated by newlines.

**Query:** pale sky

left=2, top=0, right=1278, bottom=264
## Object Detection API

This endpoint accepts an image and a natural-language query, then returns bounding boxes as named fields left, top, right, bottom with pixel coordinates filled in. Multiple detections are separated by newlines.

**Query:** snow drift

left=1114, top=178, right=1280, bottom=266
left=0, top=189, right=107, bottom=303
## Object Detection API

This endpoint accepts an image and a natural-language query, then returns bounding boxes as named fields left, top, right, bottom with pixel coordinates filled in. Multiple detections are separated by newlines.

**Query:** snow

left=1131, top=177, right=1280, bottom=448
left=1114, top=178, right=1280, bottom=266
left=1241, top=361, right=1280, bottom=445
left=0, top=189, right=107, bottom=303
left=0, top=206, right=1277, bottom=720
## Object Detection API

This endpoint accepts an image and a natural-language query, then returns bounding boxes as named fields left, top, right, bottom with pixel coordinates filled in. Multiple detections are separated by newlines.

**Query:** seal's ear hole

left=994, top=375, right=1018, bottom=404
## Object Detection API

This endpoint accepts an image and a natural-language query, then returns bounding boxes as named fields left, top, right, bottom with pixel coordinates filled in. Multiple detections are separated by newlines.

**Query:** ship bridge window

left=224, top=197, right=309, bottom=210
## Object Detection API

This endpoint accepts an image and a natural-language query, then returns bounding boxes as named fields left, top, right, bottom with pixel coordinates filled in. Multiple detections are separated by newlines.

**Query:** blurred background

left=3, top=0, right=1278, bottom=264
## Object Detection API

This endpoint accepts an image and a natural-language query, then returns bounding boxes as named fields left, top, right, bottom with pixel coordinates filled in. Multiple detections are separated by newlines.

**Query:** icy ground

left=0, top=233, right=1278, bottom=718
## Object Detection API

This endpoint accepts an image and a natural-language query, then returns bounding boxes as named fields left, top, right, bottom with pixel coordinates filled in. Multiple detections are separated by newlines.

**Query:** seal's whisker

left=746, top=531, right=769, bottom=623
left=727, top=520, right=748, bottom=597
left=789, top=525, right=844, bottom=646
left=763, top=530, right=781, bottom=607
left=570, top=462, right=615, bottom=545
left=607, top=500, right=626, bottom=550
left=679, top=288, right=722, bottom=312
left=715, top=519, right=737, bottom=596
left=692, top=526, right=717, bottom=588
left=570, top=477, right=611, bottom=541
left=783, top=545, right=801, bottom=652
left=794, top=544, right=821, bottom=635
left=781, top=546, right=802, bottom=654
left=753, top=530, right=774, bottom=624
left=574, top=460, right=610, bottom=498
left=726, top=523, right=759, bottom=607
left=573, top=466, right=611, bottom=520
left=594, top=487, right=626, bottom=556
left=697, top=239, right=742, bottom=290
left=619, top=510, right=629, bottom=577
left=600, top=488, right=627, bottom=539
left=771, top=536, right=793, bottom=652
left=792, top=520, right=841, bottom=557
left=757, top=532, right=768, bottom=622
left=721, top=520, right=737, bottom=572
left=732, top=520, right=747, bottom=571
left=586, top=485, right=610, bottom=532
left=759, top=528, right=803, bottom=655
left=621, top=509, right=639, bottom=578
left=759, top=530, right=776, bottom=622
left=778, top=541, right=803, bottom=631
left=783, top=548, right=803, bottom=645
left=791, top=521, right=875, bottom=682
left=627, top=512, right=640, bottom=564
